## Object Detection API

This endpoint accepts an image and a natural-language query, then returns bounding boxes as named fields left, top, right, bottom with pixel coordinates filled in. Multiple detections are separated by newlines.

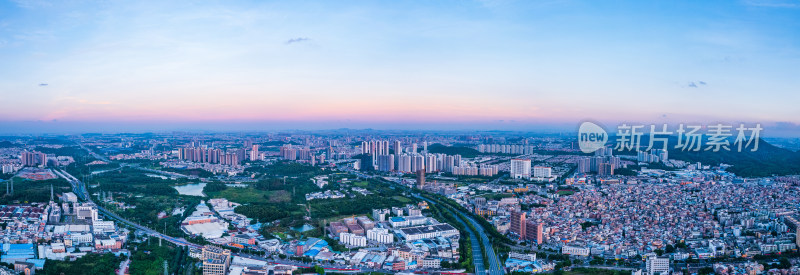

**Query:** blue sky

left=0, top=0, right=799, bottom=134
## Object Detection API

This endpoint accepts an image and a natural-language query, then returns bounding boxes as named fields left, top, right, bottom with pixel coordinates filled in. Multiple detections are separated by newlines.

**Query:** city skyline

left=1, top=0, right=799, bottom=134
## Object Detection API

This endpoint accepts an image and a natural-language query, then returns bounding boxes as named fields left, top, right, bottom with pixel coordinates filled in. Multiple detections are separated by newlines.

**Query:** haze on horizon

left=1, top=0, right=799, bottom=134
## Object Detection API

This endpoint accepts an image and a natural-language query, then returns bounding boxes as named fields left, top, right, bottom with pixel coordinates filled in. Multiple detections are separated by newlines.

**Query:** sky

left=0, top=0, right=799, bottom=134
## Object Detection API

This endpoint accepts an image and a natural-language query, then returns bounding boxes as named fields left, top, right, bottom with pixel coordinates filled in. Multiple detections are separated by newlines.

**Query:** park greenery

left=0, top=177, right=71, bottom=204
left=424, top=196, right=474, bottom=271
left=127, top=242, right=198, bottom=275
left=41, top=253, right=122, bottom=275
left=88, top=168, right=201, bottom=237
left=90, top=167, right=188, bottom=196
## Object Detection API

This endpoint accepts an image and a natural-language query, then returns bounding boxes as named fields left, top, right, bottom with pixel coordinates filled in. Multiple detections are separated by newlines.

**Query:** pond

left=293, top=224, right=315, bottom=232
left=173, top=182, right=207, bottom=197
left=225, top=183, right=248, bottom=188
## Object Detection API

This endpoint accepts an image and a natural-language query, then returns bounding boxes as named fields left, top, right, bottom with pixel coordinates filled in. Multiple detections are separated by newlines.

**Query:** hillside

left=611, top=136, right=800, bottom=177
left=427, top=143, right=481, bottom=158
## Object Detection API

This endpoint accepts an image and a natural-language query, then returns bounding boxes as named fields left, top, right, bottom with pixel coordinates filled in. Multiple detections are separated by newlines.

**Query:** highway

left=71, top=143, right=490, bottom=273
left=53, top=169, right=200, bottom=248
left=416, top=194, right=505, bottom=275
left=78, top=141, right=194, bottom=179
left=345, top=166, right=506, bottom=275
left=415, top=194, right=486, bottom=274
left=56, top=168, right=373, bottom=272
left=463, top=211, right=504, bottom=275
left=57, top=148, right=377, bottom=273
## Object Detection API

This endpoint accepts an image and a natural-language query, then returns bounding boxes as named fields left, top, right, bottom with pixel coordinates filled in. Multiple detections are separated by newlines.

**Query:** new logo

left=578, top=121, right=608, bottom=153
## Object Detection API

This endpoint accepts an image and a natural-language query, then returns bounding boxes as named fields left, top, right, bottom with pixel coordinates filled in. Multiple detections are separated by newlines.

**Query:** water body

left=225, top=183, right=248, bottom=188
left=173, top=182, right=207, bottom=197
left=293, top=224, right=315, bottom=232
left=91, top=169, right=116, bottom=175
left=146, top=174, right=169, bottom=179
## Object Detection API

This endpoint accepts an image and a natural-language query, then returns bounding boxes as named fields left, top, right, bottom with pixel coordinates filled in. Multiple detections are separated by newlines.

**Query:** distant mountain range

left=611, top=135, right=800, bottom=178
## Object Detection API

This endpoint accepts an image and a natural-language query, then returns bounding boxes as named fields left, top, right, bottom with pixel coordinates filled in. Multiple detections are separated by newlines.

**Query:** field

left=309, top=179, right=415, bottom=219
left=87, top=168, right=201, bottom=237
left=393, top=195, right=413, bottom=203
left=111, top=194, right=200, bottom=237
left=208, top=187, right=269, bottom=204
left=479, top=192, right=513, bottom=200
left=207, top=187, right=291, bottom=204
left=42, top=253, right=121, bottom=275
left=353, top=181, right=369, bottom=187
left=0, top=177, right=71, bottom=204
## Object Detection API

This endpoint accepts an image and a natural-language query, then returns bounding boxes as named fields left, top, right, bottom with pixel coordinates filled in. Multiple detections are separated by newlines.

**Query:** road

left=78, top=141, right=192, bottom=179
left=57, top=150, right=376, bottom=273
left=415, top=194, right=505, bottom=275
left=77, top=142, right=110, bottom=162
left=72, top=144, right=479, bottom=273
left=117, top=259, right=129, bottom=275
left=463, top=211, right=504, bottom=275
left=416, top=194, right=485, bottom=274
left=57, top=168, right=373, bottom=272
left=53, top=168, right=200, bottom=248
left=348, top=167, right=506, bottom=274
left=125, top=164, right=194, bottom=179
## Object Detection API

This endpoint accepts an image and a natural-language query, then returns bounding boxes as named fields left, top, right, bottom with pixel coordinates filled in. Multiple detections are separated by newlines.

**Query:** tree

left=780, top=257, right=791, bottom=269
left=440, top=261, right=451, bottom=269
left=698, top=267, right=714, bottom=275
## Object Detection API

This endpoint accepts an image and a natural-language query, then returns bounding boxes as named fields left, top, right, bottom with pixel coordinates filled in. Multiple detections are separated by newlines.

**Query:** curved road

left=73, top=143, right=481, bottom=273
left=349, top=167, right=506, bottom=274
left=56, top=167, right=371, bottom=273
left=416, top=194, right=485, bottom=274
left=416, top=194, right=505, bottom=275
left=463, top=210, right=504, bottom=275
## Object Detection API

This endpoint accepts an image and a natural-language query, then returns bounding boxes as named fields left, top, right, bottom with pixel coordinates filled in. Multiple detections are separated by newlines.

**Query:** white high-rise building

left=1, top=164, right=14, bottom=174
left=398, top=154, right=412, bottom=173
left=361, top=141, right=369, bottom=155
left=250, top=145, right=260, bottom=161
left=441, top=155, right=455, bottom=172
left=366, top=228, right=394, bottom=244
left=424, top=155, right=437, bottom=173
left=393, top=140, right=402, bottom=167
left=645, top=254, right=670, bottom=275
left=339, top=232, right=367, bottom=247
left=377, top=154, right=395, bottom=172
left=510, top=159, right=532, bottom=180
left=533, top=166, right=552, bottom=179
left=411, top=155, right=425, bottom=172
left=372, top=209, right=389, bottom=221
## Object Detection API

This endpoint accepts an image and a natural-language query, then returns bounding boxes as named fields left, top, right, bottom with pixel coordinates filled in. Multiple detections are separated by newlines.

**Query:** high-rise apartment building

left=577, top=156, right=619, bottom=175
left=510, top=159, right=532, bottom=180
left=377, top=154, right=395, bottom=172
left=20, top=151, right=47, bottom=167
left=525, top=220, right=543, bottom=244
left=510, top=211, right=526, bottom=239
left=533, top=166, right=551, bottom=179
left=417, top=168, right=426, bottom=188
left=249, top=145, right=259, bottom=161
left=645, top=254, right=670, bottom=275
left=202, top=245, right=231, bottom=275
